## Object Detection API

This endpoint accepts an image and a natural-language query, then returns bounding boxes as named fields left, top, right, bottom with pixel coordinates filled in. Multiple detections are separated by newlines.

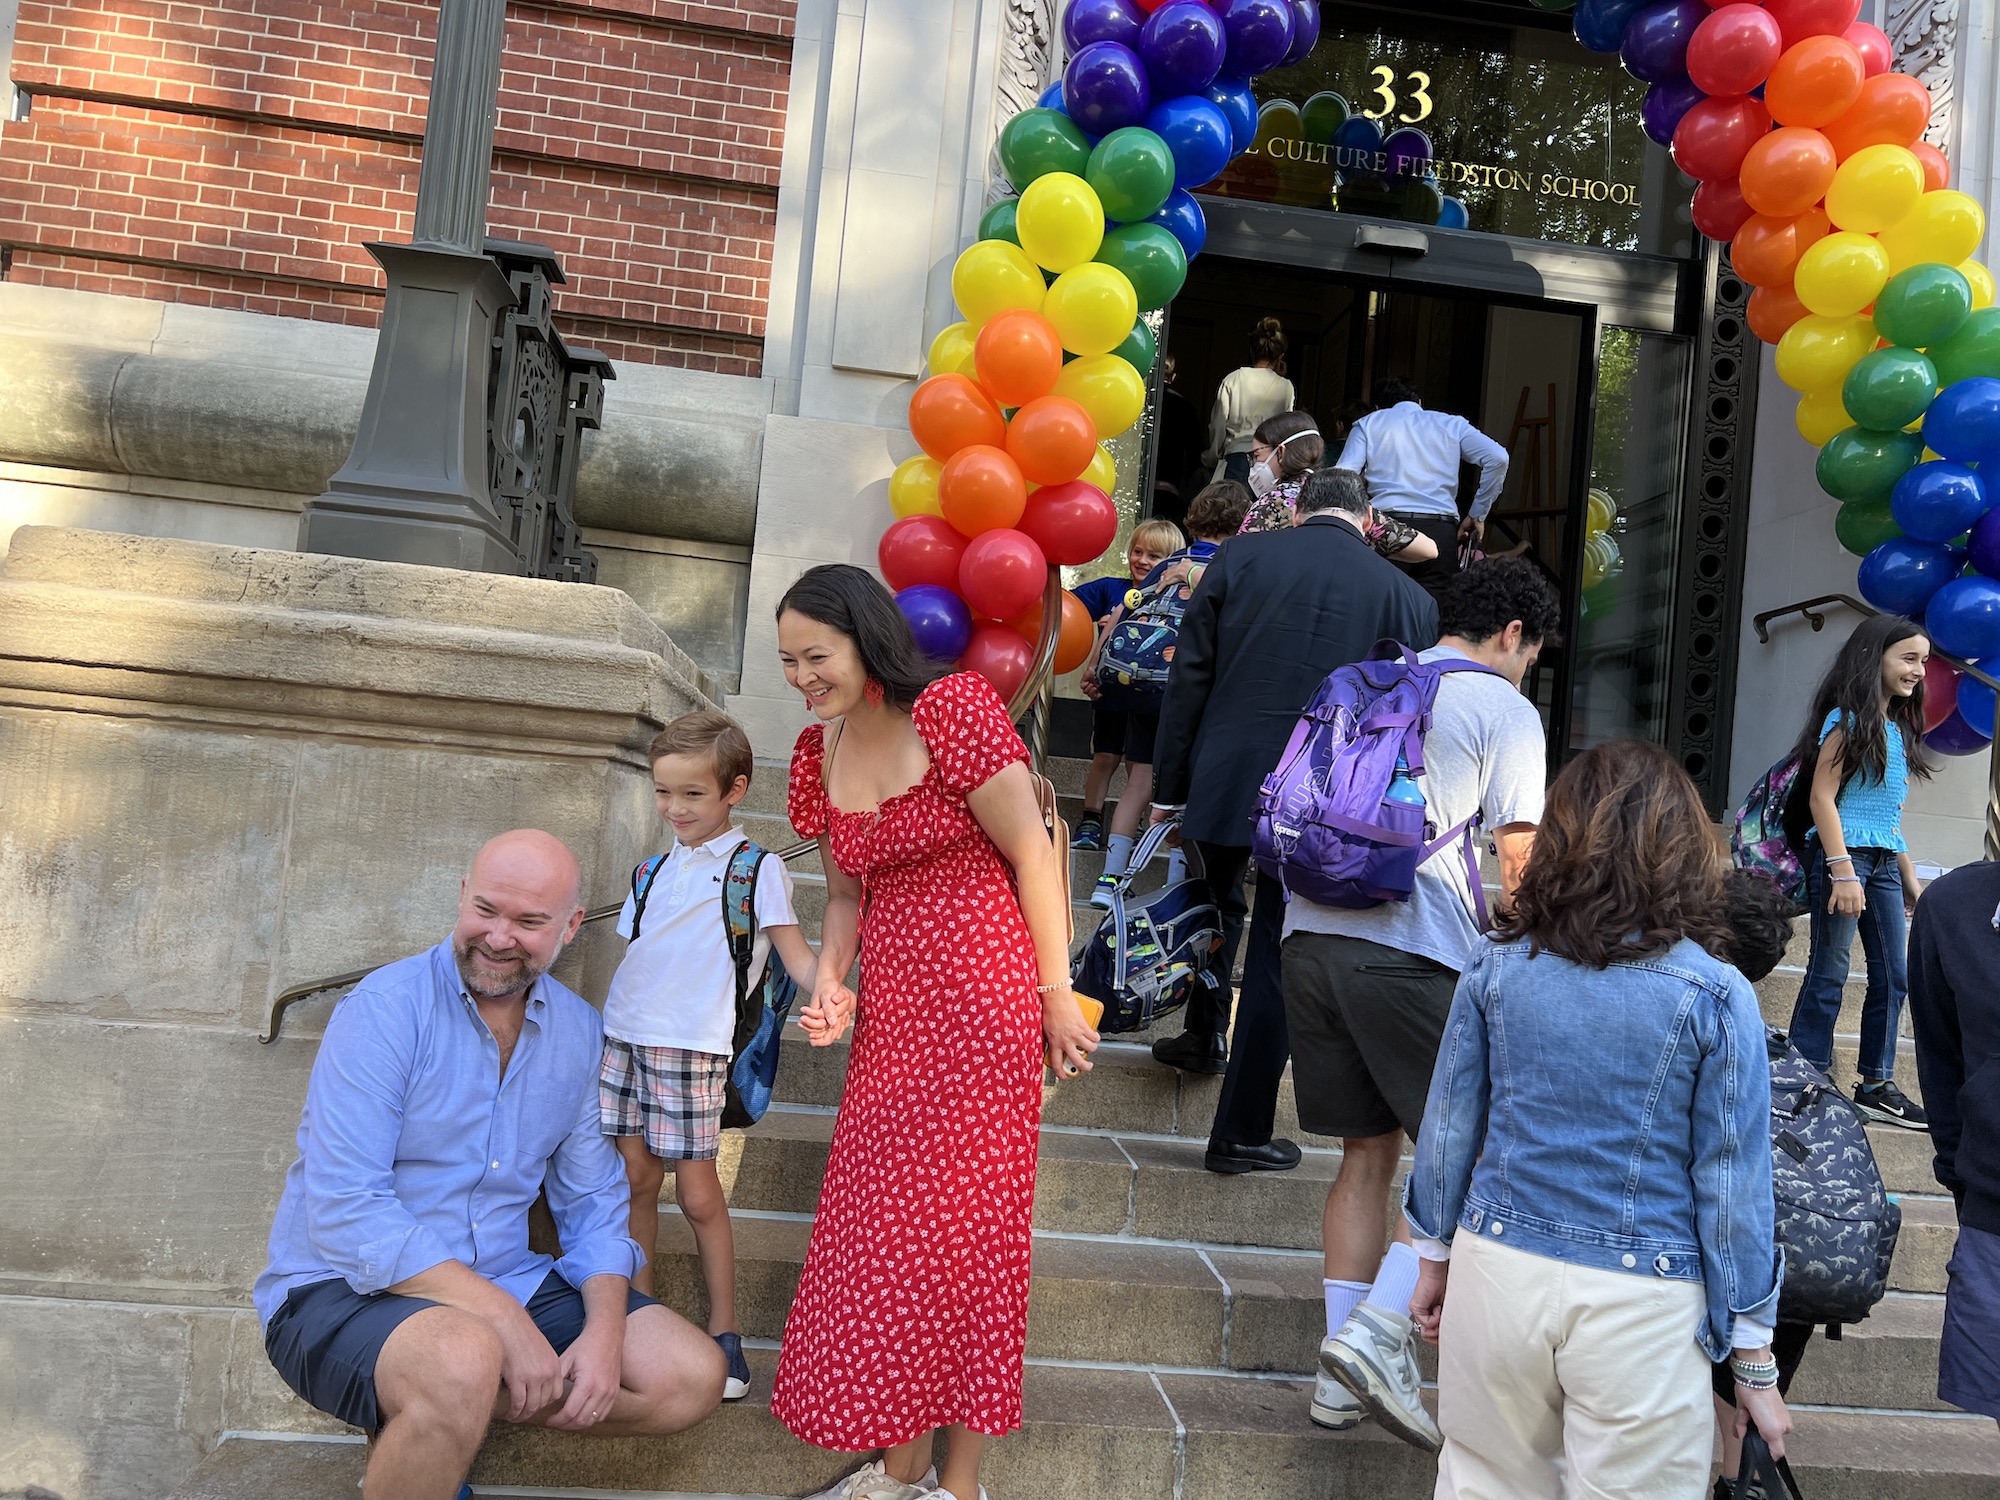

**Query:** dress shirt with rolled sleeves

left=1336, top=401, right=1510, bottom=521
left=253, top=940, right=643, bottom=1326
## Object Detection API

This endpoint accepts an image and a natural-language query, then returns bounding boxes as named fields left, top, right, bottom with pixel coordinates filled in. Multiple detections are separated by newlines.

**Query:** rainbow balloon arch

left=876, top=0, right=2000, bottom=752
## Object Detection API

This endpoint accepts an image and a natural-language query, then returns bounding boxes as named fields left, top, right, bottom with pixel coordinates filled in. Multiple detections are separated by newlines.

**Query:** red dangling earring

left=865, top=678, right=886, bottom=708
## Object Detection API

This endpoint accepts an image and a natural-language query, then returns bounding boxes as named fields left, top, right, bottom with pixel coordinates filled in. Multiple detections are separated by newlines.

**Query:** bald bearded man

left=256, top=831, right=726, bottom=1500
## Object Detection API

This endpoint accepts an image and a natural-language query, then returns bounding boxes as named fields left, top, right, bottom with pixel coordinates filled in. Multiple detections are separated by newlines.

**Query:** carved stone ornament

left=1888, top=0, right=1958, bottom=154
left=989, top=0, right=1059, bottom=203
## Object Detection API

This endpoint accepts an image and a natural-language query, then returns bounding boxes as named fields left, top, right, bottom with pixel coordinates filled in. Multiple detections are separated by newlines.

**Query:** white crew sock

left=1105, top=833, right=1135, bottom=877
left=1325, top=1277, right=1370, bottom=1339
left=1364, top=1242, right=1422, bottom=1319
left=1165, top=847, right=1188, bottom=885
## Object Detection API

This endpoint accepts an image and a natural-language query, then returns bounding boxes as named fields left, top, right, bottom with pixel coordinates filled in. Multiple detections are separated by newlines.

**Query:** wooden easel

left=1505, top=382, right=1560, bottom=512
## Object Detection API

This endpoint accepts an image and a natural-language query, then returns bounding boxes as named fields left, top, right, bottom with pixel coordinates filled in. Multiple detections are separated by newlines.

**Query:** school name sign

left=1246, top=137, right=1641, bottom=206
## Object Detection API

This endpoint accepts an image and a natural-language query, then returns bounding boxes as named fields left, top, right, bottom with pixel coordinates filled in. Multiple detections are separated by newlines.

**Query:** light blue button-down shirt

left=254, top=940, right=642, bottom=1327
left=1337, top=401, right=1511, bottom=520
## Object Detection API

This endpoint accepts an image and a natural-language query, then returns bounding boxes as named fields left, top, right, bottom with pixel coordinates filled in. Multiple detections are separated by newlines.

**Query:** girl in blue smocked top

left=1785, top=615, right=1934, bottom=1129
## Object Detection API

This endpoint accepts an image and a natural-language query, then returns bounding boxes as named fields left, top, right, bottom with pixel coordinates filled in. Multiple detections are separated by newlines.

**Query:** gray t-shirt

left=1283, top=645, right=1548, bottom=971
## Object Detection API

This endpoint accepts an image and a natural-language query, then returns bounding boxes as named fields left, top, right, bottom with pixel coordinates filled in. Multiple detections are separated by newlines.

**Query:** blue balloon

left=1620, top=0, right=1706, bottom=83
left=1437, top=195, right=1470, bottom=229
left=1641, top=74, right=1703, bottom=146
left=1063, top=0, right=1146, bottom=54
left=1890, top=460, right=1992, bottom=543
left=1922, top=377, right=2000, bottom=465
left=1037, top=80, right=1067, bottom=112
left=1138, top=1, right=1227, bottom=98
left=895, top=585, right=974, bottom=663
left=1857, top=537, right=1958, bottom=617
left=1958, top=660, right=1999, bottom=738
left=1216, top=0, right=1296, bottom=78
left=1204, top=75, right=1259, bottom=155
left=1574, top=0, right=1648, bottom=53
left=1065, top=41, right=1153, bottom=136
left=1145, top=94, right=1235, bottom=189
left=1147, top=187, right=1208, bottom=258
left=1333, top=113, right=1385, bottom=175
left=1927, top=574, right=2000, bottom=660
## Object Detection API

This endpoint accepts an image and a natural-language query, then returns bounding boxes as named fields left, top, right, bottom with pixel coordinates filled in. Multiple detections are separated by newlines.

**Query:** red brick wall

left=0, top=0, right=795, bottom=374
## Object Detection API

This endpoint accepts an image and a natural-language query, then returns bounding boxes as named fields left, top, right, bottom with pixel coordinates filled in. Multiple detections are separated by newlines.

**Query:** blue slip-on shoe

left=716, top=1330, right=752, bottom=1401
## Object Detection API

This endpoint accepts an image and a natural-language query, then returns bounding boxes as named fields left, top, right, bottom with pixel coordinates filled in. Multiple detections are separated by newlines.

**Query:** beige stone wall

left=0, top=527, right=713, bottom=1499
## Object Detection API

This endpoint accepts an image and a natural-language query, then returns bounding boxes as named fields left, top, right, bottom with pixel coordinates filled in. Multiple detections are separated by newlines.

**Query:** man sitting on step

left=255, top=830, right=726, bottom=1500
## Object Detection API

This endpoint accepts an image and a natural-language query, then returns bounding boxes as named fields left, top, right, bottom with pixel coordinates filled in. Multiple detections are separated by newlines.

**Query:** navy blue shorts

left=1940, top=1223, right=2000, bottom=1420
left=263, top=1271, right=659, bottom=1432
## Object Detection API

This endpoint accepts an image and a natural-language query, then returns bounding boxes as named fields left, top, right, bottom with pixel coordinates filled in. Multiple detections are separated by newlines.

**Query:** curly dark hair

left=1376, top=375, right=1422, bottom=406
left=1438, top=558, right=1564, bottom=647
left=776, top=564, right=944, bottom=711
left=1183, top=480, right=1252, bottom=539
left=1493, top=740, right=1734, bottom=970
left=1718, top=869, right=1799, bottom=983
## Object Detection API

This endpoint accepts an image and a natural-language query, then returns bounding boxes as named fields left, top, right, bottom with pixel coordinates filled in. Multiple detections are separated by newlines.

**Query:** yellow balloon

left=951, top=238, right=1045, bottom=326
left=1826, top=145, right=1926, bottom=234
left=1795, top=232, right=1891, bottom=317
left=1795, top=387, right=1853, bottom=447
left=1962, top=259, right=1996, bottom=310
left=1877, top=190, right=1987, bottom=275
left=1043, top=261, right=1140, bottom=357
left=1016, top=171, right=1106, bottom=274
left=889, top=455, right=944, bottom=518
left=1774, top=313, right=1876, bottom=392
left=1083, top=444, right=1117, bottom=493
left=1585, top=488, right=1616, bottom=534
left=1054, top=353, right=1147, bottom=437
left=927, top=321, right=977, bottom=379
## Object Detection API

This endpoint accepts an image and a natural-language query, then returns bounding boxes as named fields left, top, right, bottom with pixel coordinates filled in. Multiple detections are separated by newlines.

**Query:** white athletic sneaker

left=1309, top=1368, right=1363, bottom=1430
left=1321, top=1303, right=1442, bottom=1453
left=912, top=1487, right=988, bottom=1500
left=802, top=1461, right=938, bottom=1500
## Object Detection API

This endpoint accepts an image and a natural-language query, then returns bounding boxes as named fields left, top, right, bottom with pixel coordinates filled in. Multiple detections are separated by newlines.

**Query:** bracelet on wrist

left=1036, top=981, right=1071, bottom=995
left=1830, top=875, right=1863, bottom=885
left=1826, top=854, right=1853, bottom=864
left=1730, top=1355, right=1780, bottom=1390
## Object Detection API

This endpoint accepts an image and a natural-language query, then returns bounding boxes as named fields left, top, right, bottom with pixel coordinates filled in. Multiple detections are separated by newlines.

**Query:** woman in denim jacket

left=1405, top=741, right=1789, bottom=1499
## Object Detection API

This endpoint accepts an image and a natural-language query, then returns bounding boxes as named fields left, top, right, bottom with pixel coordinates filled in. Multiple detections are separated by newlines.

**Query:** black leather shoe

left=1152, top=1029, right=1228, bottom=1075
left=1205, top=1137, right=1303, bottom=1174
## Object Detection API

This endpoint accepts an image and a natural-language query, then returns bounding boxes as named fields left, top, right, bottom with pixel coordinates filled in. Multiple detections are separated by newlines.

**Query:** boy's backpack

left=1251, top=642, right=1501, bottom=918
left=1767, top=1028, right=1901, bottom=1331
left=1071, top=820, right=1224, bottom=1034
left=630, top=841, right=798, bottom=1129
left=1732, top=752, right=1812, bottom=906
left=1094, top=554, right=1199, bottom=710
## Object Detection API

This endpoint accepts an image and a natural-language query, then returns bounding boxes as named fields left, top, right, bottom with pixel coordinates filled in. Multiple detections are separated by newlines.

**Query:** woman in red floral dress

left=772, top=565, right=1097, bottom=1500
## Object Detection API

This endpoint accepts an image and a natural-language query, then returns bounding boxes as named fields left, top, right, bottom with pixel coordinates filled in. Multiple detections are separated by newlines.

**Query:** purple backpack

left=1731, top=752, right=1811, bottom=906
left=1252, top=643, right=1500, bottom=920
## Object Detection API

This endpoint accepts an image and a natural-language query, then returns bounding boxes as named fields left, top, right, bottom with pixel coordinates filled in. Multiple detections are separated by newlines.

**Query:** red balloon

left=1822, top=72, right=1932, bottom=159
left=1913, top=140, right=1951, bottom=192
left=1692, top=177, right=1756, bottom=241
left=1746, top=282, right=1811, bottom=343
left=1687, top=5, right=1785, bottom=97
left=939, top=444, right=1029, bottom=537
left=1018, top=479, right=1120, bottom=565
left=1764, top=0, right=1862, bottom=50
left=1921, top=656, right=1959, bottom=732
left=878, top=514, right=969, bottom=592
left=1673, top=95, right=1773, bottom=183
left=958, top=527, right=1049, bottom=620
left=958, top=622, right=1035, bottom=703
left=1842, top=20, right=1892, bottom=76
left=907, top=373, right=1007, bottom=462
left=1737, top=127, right=1838, bottom=217
left=1006, top=395, right=1098, bottom=486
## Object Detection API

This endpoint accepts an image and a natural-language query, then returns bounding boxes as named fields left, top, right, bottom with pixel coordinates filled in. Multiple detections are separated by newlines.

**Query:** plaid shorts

left=599, top=1038, right=729, bottom=1161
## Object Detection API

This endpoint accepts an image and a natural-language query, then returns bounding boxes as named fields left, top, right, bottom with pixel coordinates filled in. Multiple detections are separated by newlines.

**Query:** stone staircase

left=169, top=756, right=2000, bottom=1500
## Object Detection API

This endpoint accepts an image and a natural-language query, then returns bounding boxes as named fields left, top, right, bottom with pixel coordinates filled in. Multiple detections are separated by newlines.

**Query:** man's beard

left=453, top=934, right=559, bottom=1000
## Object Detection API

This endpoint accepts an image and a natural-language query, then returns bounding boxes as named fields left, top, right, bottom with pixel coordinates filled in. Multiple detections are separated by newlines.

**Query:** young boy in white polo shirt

left=601, top=710, right=817, bottom=1401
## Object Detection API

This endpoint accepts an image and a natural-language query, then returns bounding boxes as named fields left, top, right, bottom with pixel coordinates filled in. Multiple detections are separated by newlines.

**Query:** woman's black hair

left=776, top=564, right=944, bottom=712
left=1787, top=614, right=1934, bottom=799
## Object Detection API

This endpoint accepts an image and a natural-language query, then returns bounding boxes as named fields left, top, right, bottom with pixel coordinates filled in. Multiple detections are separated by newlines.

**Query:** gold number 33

left=1364, top=65, right=1434, bottom=125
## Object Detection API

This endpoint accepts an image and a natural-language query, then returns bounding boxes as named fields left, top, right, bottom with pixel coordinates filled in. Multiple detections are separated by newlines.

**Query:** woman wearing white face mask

left=1202, top=318, right=1295, bottom=483
left=1240, top=412, right=1440, bottom=568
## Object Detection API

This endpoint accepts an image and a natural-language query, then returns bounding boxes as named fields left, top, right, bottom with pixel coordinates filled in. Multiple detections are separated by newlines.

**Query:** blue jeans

left=1787, top=843, right=1908, bottom=1082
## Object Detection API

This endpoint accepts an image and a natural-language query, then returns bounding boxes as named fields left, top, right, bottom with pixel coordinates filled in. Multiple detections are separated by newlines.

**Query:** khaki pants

left=1435, top=1232, right=1713, bottom=1500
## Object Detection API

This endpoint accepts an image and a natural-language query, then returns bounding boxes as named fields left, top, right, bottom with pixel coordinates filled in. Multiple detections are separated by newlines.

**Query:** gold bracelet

left=1036, top=981, right=1071, bottom=994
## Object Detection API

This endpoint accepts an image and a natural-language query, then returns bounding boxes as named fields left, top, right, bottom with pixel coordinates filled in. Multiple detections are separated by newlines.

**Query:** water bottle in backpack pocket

left=1071, top=821, right=1225, bottom=1034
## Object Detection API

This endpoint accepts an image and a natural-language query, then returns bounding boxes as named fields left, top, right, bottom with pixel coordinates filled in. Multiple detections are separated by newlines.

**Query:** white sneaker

left=1308, top=1368, right=1363, bottom=1430
left=802, top=1461, right=938, bottom=1500
left=1321, top=1303, right=1442, bottom=1453
left=913, top=1487, right=988, bottom=1500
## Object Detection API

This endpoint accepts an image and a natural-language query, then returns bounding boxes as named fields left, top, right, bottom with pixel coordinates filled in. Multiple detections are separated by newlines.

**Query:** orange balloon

left=1005, top=394, right=1098, bottom=486
left=907, top=373, right=1007, bottom=462
left=1738, top=127, right=1837, bottom=217
left=1913, top=140, right=1950, bottom=191
left=1007, top=589, right=1094, bottom=674
left=1747, top=282, right=1810, bottom=344
left=1764, top=37, right=1864, bottom=128
left=973, top=310, right=1064, bottom=408
left=939, top=444, right=1028, bottom=537
left=1730, top=207, right=1830, bottom=287
left=1822, top=72, right=1932, bottom=160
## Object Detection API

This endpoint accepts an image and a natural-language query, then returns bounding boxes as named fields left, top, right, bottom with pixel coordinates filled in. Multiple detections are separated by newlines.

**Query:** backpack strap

left=629, top=853, right=669, bottom=941
left=719, top=841, right=766, bottom=1021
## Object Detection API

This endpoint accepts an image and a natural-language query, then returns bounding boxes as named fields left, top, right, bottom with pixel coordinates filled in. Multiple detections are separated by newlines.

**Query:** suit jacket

left=1154, top=514, right=1440, bottom=847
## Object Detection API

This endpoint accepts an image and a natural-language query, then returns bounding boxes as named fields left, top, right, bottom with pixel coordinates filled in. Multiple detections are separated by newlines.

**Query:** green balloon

left=1095, top=222, right=1187, bottom=311
left=1834, top=496, right=1903, bottom=557
left=1816, top=427, right=1924, bottom=503
left=1301, top=91, right=1350, bottom=146
left=998, top=108, right=1091, bottom=192
left=1928, top=306, right=2000, bottom=386
left=978, top=197, right=1021, bottom=247
left=1873, top=264, right=1973, bottom=350
left=1086, top=127, right=1176, bottom=224
left=1395, top=176, right=1444, bottom=226
left=1112, top=318, right=1157, bottom=377
left=1841, top=347, right=1938, bottom=431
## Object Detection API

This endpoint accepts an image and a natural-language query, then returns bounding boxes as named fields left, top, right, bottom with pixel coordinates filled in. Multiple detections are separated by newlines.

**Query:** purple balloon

left=1282, top=0, right=1321, bottom=65
left=1383, top=126, right=1434, bottom=180
left=1064, top=0, right=1147, bottom=53
left=1065, top=41, right=1153, bottom=135
left=895, top=584, right=974, bottom=663
left=1620, top=0, right=1707, bottom=84
left=1970, top=499, right=2000, bottom=579
left=1217, top=0, right=1295, bottom=77
left=1641, top=75, right=1705, bottom=148
left=1138, top=1, right=1226, bottom=97
left=1925, top=707, right=1993, bottom=755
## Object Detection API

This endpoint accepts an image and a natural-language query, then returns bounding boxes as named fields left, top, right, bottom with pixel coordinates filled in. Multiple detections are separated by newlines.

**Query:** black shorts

left=1124, top=711, right=1159, bottom=766
left=1281, top=931, right=1457, bottom=1140
left=263, top=1270, right=658, bottom=1432
left=1091, top=705, right=1128, bottom=757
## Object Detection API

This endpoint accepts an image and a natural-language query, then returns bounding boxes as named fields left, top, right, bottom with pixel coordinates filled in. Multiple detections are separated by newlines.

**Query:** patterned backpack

left=1094, top=556, right=1199, bottom=710
left=1732, top=752, right=1811, bottom=906
left=631, top=841, right=798, bottom=1129
left=1071, top=821, right=1224, bottom=1033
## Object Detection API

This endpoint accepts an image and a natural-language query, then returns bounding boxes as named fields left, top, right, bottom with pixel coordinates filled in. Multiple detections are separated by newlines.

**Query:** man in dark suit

left=1150, top=466, right=1439, bottom=1173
